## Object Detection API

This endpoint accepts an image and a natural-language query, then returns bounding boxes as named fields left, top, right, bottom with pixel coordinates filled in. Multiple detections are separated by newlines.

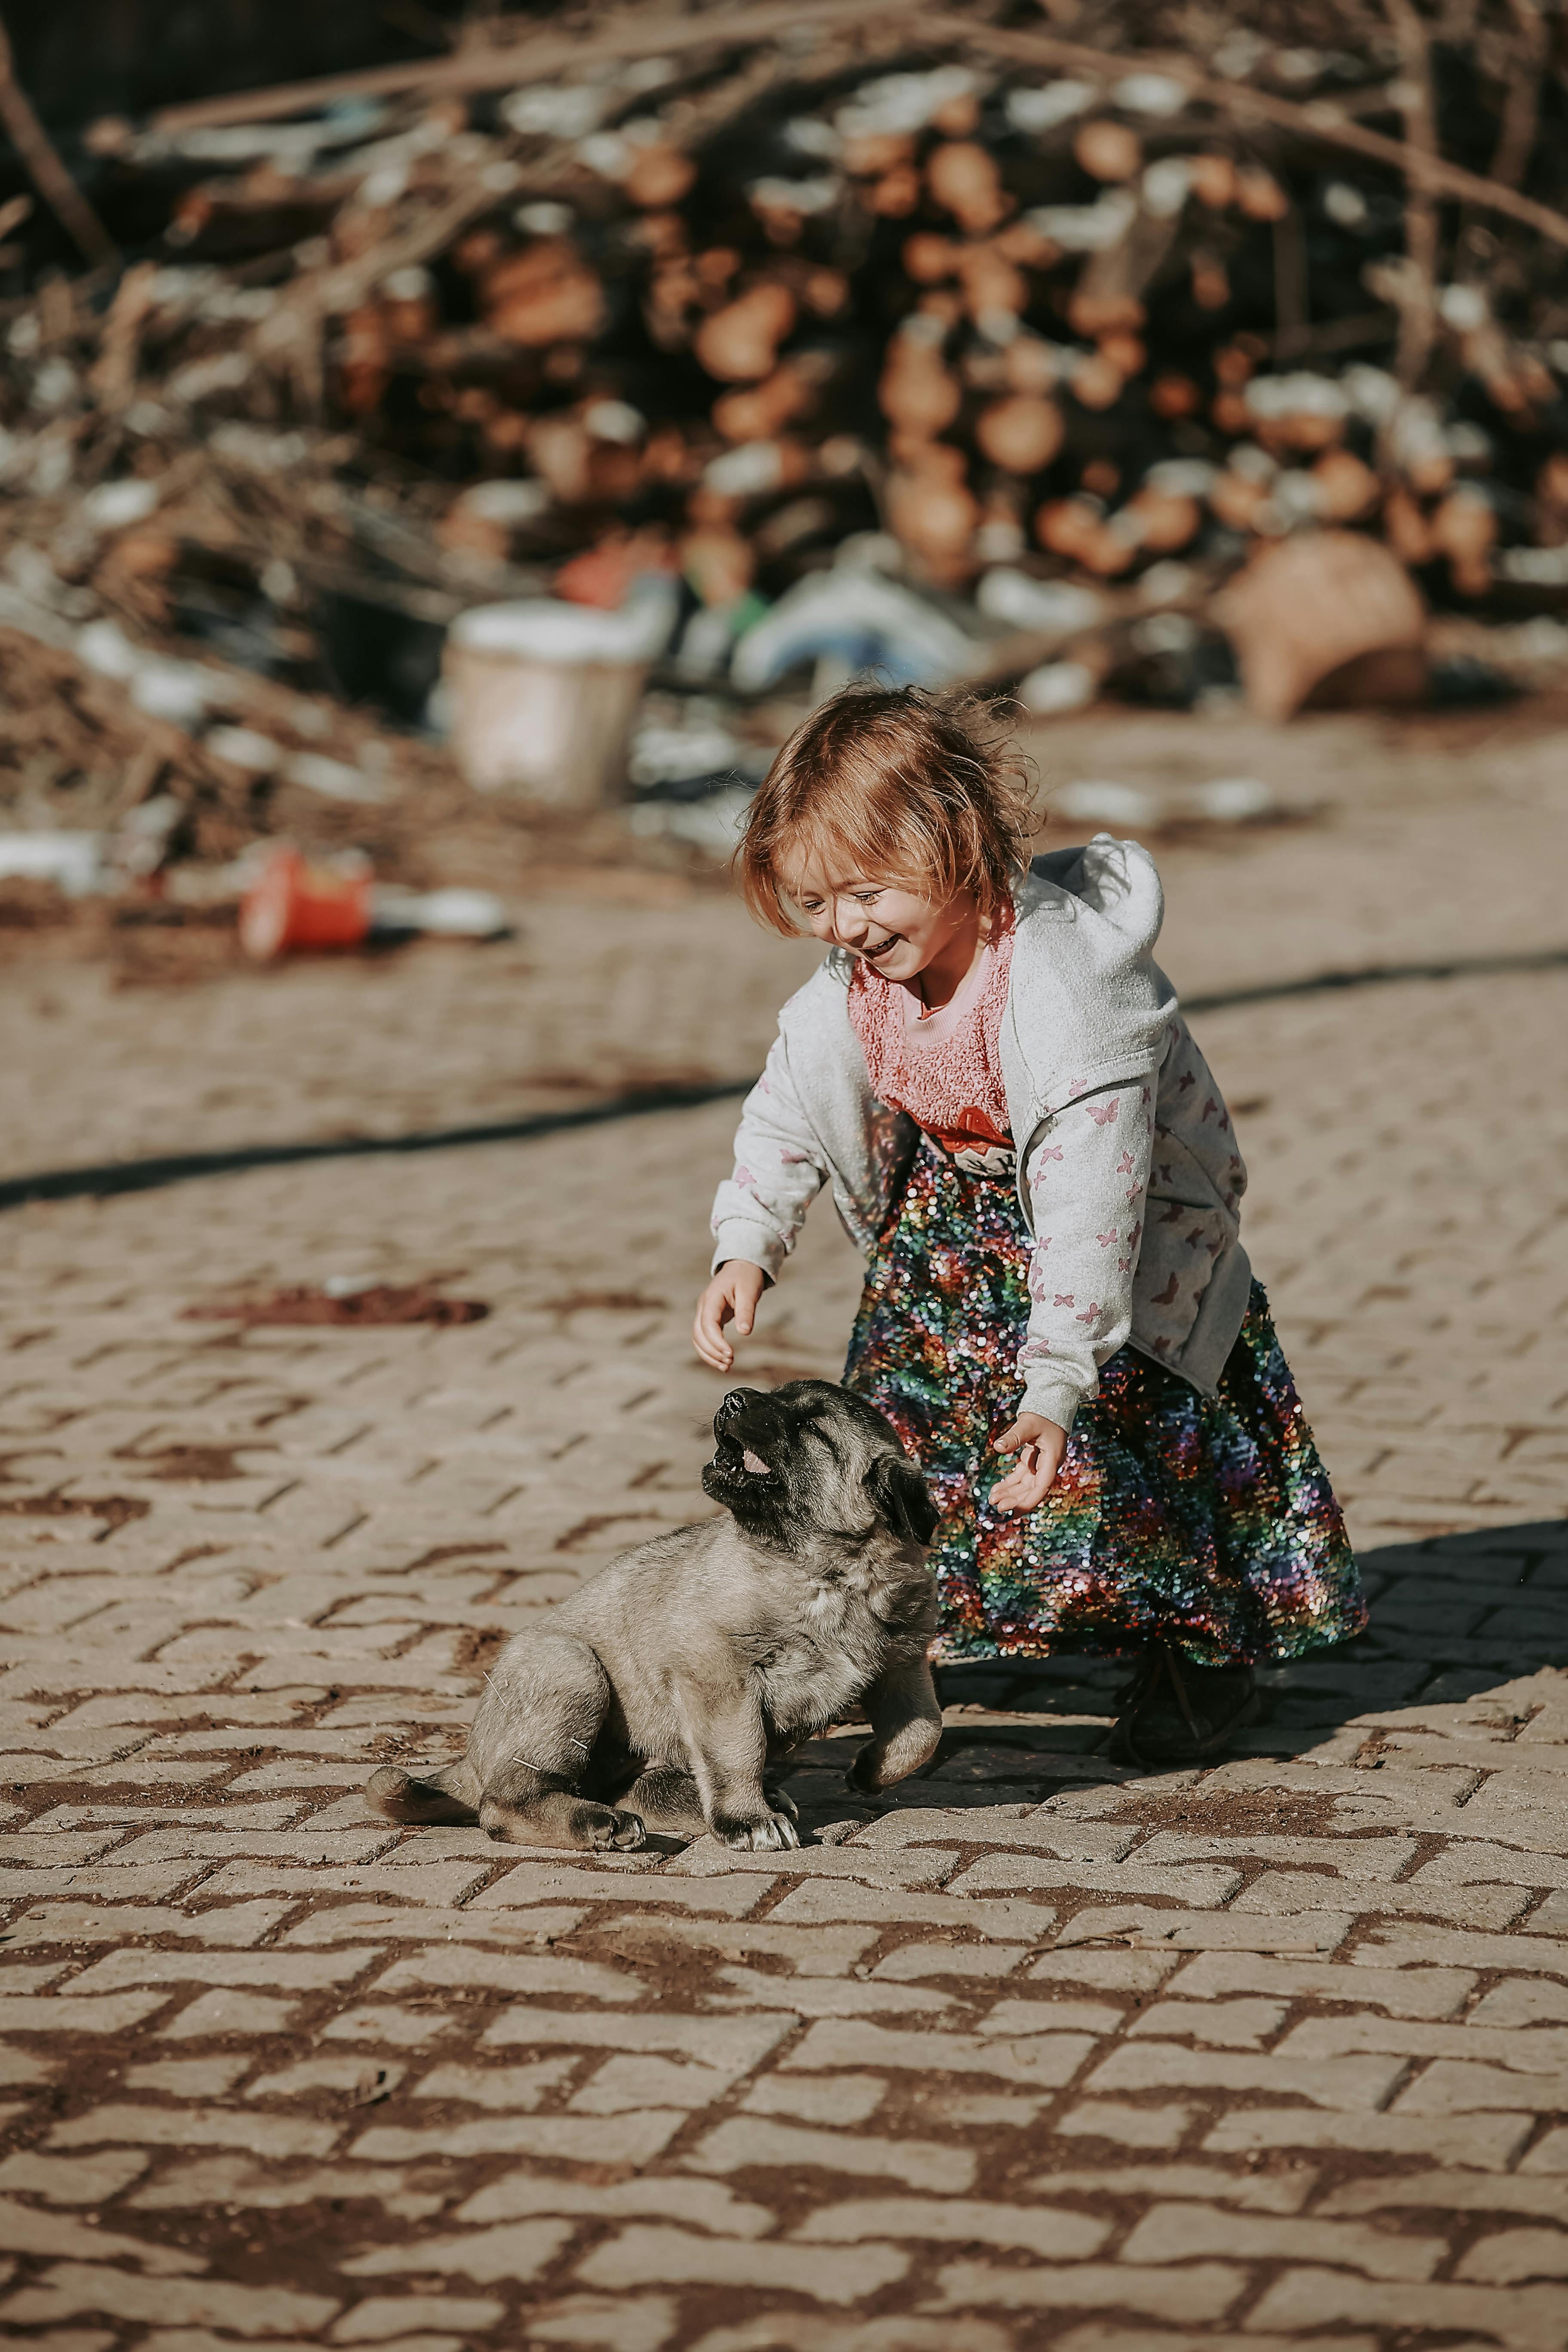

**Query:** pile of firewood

left=0, top=0, right=1564, bottom=800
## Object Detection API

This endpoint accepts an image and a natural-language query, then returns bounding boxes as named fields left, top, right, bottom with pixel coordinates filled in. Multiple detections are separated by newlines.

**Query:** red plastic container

left=239, top=848, right=373, bottom=961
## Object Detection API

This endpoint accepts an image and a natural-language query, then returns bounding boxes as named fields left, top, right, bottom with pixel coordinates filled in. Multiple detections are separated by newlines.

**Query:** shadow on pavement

left=777, top=1519, right=1568, bottom=1829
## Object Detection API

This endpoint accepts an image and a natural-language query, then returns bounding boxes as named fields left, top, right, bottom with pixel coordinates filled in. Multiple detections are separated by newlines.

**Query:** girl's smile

left=781, top=859, right=985, bottom=1008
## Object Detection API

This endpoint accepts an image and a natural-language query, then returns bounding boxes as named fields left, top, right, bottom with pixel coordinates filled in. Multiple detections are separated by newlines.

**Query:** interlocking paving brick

left=1390, top=2057, right=1568, bottom=2113
left=1029, top=2162, right=1317, bottom=2211
left=780, top=2018, right=1099, bottom=2087
left=0, top=2266, right=341, bottom=2333
left=925, top=2259, right=1244, bottom=2320
left=128, top=2161, right=444, bottom=2219
left=0, top=2196, right=203, bottom=2274
left=683, top=2118, right=975, bottom=2193
left=330, top=2299, right=505, bottom=2342
left=574, top=2226, right=908, bottom=2303
left=1162, top=1951, right=1476, bottom=2016
left=48, top=2107, right=341, bottom=2159
left=701, top=1966, right=954, bottom=2015
left=1317, top=2170, right=1568, bottom=2221
left=347, top=2114, right=685, bottom=2165
left=1116, top=2199, right=1446, bottom=2279
left=0, top=1991, right=173, bottom=2033
left=1122, top=1997, right=1286, bottom=2046
left=0, top=2150, right=148, bottom=2204
left=453, top=2176, right=773, bottom=2235
left=154, top=1988, right=303, bottom=2039
left=1230, top=1871, right=1531, bottom=1927
left=738, top=2077, right=886, bottom=2124
left=1454, top=2227, right=1568, bottom=2282
left=790, top=2196, right=1110, bottom=2257
left=1202, top=2107, right=1532, bottom=2165
left=339, top=2218, right=578, bottom=2282
left=1244, top=2268, right=1568, bottom=2350
left=1053, top=2103, right=1193, bottom=2147
left=1082, top=2042, right=1406, bottom=2108
left=3, top=782, right=1568, bottom=2346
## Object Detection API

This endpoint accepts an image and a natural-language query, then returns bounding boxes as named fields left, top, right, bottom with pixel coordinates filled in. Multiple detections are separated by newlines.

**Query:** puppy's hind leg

left=366, top=1758, right=480, bottom=1825
left=619, top=1765, right=708, bottom=1841
left=475, top=1634, right=643, bottom=1852
left=847, top=1656, right=943, bottom=1795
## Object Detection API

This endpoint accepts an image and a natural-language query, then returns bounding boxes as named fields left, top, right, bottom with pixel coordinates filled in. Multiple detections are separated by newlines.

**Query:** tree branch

left=1491, top=0, right=1548, bottom=189
left=1381, top=0, right=1440, bottom=386
left=0, top=18, right=116, bottom=267
left=142, top=0, right=898, bottom=135
left=917, top=7, right=1568, bottom=251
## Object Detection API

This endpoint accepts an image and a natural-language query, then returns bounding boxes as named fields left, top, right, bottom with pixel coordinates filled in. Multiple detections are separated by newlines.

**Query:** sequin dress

left=840, top=945, right=1365, bottom=1667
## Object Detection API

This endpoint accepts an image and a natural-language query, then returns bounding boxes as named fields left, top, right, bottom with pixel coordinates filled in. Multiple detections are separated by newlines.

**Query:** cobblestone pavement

left=5, top=698, right=1567, bottom=1187
left=2, top=724, right=1568, bottom=2349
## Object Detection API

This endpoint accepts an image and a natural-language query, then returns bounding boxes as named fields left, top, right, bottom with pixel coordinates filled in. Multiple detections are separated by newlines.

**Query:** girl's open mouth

left=860, top=936, right=900, bottom=961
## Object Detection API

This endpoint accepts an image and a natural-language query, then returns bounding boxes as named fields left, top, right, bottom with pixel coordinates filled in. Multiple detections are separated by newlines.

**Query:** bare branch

left=917, top=7, right=1568, bottom=251
left=0, top=17, right=116, bottom=268
left=1381, top=0, right=1441, bottom=385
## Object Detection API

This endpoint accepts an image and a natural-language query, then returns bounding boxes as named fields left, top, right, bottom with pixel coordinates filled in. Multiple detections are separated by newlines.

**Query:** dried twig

left=1491, top=0, right=1548, bottom=190
left=89, top=260, right=157, bottom=410
left=0, top=18, right=116, bottom=268
left=1380, top=0, right=1440, bottom=386
left=916, top=8, right=1568, bottom=251
left=1271, top=201, right=1312, bottom=362
left=109, top=0, right=1568, bottom=258
left=140, top=0, right=903, bottom=136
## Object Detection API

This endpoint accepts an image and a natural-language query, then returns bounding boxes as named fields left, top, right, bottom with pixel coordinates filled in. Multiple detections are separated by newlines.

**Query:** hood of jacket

left=818, top=835, right=1175, bottom=1125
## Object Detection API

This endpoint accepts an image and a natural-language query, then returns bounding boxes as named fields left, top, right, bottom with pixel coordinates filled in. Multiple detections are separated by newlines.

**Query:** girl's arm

left=707, top=1029, right=829, bottom=1281
left=1014, top=1077, right=1155, bottom=1435
left=695, top=1030, right=829, bottom=1372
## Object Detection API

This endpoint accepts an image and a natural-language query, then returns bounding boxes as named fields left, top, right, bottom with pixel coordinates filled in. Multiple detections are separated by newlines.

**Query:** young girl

left=692, top=686, right=1364, bottom=1762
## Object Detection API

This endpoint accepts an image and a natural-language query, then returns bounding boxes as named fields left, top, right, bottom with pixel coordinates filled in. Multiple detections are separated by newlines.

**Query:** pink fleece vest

left=846, top=915, right=1015, bottom=1152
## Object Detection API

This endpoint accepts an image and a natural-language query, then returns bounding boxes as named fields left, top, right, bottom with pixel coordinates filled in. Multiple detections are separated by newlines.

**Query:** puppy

left=367, top=1380, right=943, bottom=1852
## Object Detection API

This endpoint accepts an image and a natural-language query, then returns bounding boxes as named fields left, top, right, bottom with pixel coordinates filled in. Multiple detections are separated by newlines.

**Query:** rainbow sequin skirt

left=843, top=1137, right=1366, bottom=1666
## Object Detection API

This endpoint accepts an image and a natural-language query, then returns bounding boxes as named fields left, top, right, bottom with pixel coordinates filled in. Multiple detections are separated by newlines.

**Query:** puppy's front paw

left=714, top=1808, right=800, bottom=1852
left=846, top=1744, right=890, bottom=1796
left=766, top=1787, right=799, bottom=1822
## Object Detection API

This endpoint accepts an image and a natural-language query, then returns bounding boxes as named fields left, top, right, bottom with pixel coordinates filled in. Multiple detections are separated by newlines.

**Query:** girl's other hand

left=990, top=1412, right=1068, bottom=1514
left=692, top=1261, right=768, bottom=1372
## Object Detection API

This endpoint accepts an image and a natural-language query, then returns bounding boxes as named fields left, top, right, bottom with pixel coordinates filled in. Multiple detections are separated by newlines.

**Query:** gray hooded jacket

left=709, top=836, right=1252, bottom=1432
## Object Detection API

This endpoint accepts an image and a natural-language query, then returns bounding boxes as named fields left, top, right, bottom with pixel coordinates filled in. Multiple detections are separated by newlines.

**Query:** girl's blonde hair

left=735, top=684, right=1038, bottom=935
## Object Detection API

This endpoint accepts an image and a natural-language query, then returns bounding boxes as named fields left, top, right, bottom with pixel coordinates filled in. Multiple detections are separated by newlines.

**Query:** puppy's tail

left=366, top=1760, right=478, bottom=1825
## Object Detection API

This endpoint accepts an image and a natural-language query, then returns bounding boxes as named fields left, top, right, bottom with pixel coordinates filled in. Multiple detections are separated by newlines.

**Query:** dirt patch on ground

left=537, top=1288, right=671, bottom=1319
left=450, top=1627, right=508, bottom=1680
left=1094, top=1784, right=1343, bottom=1838
left=184, top=1283, right=489, bottom=1328
left=0, top=1491, right=151, bottom=1533
left=113, top=1442, right=273, bottom=1482
left=552, top=1511, right=663, bottom=1556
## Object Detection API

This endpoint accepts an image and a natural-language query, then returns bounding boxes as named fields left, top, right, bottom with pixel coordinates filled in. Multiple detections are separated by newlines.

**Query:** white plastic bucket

left=444, top=586, right=674, bottom=803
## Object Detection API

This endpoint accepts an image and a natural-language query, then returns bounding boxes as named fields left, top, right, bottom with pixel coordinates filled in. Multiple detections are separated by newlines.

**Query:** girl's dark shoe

left=1109, top=1644, right=1260, bottom=1766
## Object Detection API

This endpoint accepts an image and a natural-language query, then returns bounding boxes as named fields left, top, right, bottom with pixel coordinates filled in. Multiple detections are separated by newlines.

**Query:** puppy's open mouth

left=704, top=1419, right=778, bottom=1500
left=705, top=1391, right=782, bottom=1502
left=706, top=1439, right=772, bottom=1482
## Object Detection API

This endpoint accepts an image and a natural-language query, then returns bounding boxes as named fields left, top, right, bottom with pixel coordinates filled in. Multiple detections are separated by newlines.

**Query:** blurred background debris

left=1, top=0, right=1566, bottom=955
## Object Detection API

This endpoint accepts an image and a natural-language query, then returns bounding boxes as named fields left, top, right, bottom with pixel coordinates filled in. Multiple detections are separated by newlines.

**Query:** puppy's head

left=703, top=1380, right=938, bottom=1552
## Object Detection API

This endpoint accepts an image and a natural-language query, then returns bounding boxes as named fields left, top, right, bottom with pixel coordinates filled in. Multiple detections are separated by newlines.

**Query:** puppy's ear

left=866, top=1454, right=939, bottom=1549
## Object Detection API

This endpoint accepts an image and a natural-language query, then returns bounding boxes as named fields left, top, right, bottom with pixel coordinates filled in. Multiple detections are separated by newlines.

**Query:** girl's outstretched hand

left=693, top=1261, right=768, bottom=1372
left=991, top=1412, right=1069, bottom=1514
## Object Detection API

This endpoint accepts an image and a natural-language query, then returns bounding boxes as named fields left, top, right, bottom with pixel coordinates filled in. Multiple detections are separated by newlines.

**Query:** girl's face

left=784, top=855, right=978, bottom=988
